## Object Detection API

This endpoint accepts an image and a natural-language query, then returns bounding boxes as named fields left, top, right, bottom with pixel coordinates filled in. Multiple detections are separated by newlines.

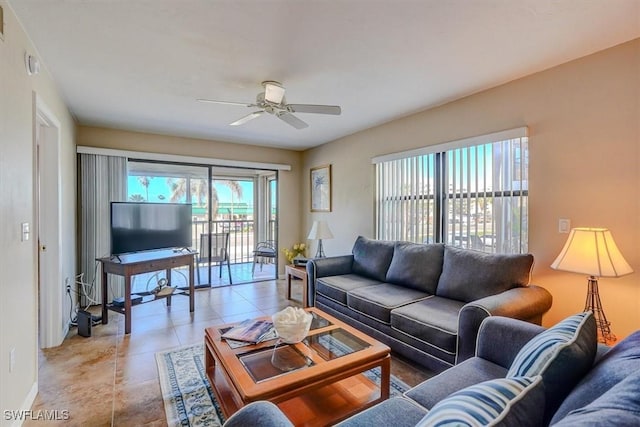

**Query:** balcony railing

left=192, top=219, right=276, bottom=264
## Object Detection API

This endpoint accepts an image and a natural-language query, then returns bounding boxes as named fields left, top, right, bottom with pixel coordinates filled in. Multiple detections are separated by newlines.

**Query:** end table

left=285, top=264, right=308, bottom=307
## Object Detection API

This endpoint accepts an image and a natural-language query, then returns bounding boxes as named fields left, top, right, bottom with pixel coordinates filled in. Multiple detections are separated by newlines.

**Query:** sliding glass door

left=127, top=160, right=278, bottom=287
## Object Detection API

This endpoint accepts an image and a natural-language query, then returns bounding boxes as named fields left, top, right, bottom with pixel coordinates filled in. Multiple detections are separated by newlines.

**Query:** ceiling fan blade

left=277, top=111, right=308, bottom=129
left=287, top=104, right=342, bottom=115
left=197, top=98, right=254, bottom=107
left=263, top=81, right=285, bottom=104
left=230, top=111, right=264, bottom=126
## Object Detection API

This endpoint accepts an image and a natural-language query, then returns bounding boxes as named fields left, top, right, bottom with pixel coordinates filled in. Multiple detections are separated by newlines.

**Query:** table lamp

left=307, top=221, right=333, bottom=258
left=551, top=227, right=633, bottom=343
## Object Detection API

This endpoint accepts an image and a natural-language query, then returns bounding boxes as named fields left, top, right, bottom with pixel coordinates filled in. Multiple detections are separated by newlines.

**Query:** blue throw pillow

left=507, top=312, right=596, bottom=423
left=416, top=376, right=544, bottom=427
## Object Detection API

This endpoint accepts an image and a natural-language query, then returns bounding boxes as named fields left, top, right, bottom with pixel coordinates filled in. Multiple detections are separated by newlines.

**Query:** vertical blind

left=373, top=128, right=529, bottom=254
left=78, top=153, right=127, bottom=305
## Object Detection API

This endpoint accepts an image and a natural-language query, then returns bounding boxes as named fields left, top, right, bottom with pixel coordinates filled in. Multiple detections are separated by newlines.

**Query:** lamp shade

left=307, top=220, right=334, bottom=240
left=551, top=228, right=633, bottom=277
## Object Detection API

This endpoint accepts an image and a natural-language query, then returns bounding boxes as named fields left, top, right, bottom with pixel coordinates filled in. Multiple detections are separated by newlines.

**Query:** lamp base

left=584, top=276, right=616, bottom=344
left=314, top=239, right=326, bottom=258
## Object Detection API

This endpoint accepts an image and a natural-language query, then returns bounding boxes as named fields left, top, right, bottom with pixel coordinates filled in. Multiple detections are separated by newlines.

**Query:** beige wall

left=76, top=126, right=304, bottom=273
left=303, top=39, right=640, bottom=339
left=0, top=1, right=77, bottom=422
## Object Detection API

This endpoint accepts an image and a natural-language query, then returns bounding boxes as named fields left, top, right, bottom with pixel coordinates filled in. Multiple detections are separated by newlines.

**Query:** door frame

left=34, top=95, right=65, bottom=348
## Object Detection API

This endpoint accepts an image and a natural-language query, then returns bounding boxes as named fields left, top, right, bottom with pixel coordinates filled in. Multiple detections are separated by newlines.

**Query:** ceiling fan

left=198, top=81, right=341, bottom=129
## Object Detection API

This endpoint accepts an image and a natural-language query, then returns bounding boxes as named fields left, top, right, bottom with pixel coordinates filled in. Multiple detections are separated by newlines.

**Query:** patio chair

left=252, top=240, right=276, bottom=277
left=197, top=232, right=232, bottom=284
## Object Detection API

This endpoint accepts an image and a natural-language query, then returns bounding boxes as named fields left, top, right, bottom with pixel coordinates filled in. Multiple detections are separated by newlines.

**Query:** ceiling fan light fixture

left=263, top=81, right=285, bottom=104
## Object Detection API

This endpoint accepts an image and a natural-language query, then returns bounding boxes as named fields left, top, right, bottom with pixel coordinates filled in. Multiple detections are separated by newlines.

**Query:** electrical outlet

left=21, top=222, right=30, bottom=241
left=558, top=218, right=571, bottom=233
left=65, top=277, right=71, bottom=293
left=9, top=348, right=15, bottom=373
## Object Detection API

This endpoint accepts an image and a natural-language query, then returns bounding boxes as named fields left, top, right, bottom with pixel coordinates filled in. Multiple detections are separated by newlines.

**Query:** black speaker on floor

left=77, top=310, right=92, bottom=337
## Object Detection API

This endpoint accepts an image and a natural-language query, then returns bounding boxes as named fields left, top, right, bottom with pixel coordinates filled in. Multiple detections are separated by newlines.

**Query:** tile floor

left=27, top=278, right=433, bottom=426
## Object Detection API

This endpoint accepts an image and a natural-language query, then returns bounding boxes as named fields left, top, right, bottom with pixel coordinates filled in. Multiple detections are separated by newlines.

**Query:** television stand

left=98, top=250, right=195, bottom=334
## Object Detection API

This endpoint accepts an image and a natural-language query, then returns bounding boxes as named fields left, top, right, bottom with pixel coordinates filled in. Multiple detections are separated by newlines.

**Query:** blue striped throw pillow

left=507, top=311, right=596, bottom=423
left=507, top=312, right=593, bottom=377
left=416, top=376, right=544, bottom=427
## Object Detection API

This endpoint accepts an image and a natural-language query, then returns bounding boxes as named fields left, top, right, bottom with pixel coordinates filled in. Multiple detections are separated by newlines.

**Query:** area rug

left=156, top=343, right=411, bottom=427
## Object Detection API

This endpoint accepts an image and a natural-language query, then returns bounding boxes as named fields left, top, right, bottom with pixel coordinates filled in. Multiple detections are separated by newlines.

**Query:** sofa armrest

left=223, top=401, right=293, bottom=427
left=306, top=255, right=354, bottom=305
left=457, top=285, right=552, bottom=363
left=475, top=316, right=545, bottom=369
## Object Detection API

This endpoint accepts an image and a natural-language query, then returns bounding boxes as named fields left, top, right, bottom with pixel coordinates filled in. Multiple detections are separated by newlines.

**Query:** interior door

left=36, top=109, right=64, bottom=348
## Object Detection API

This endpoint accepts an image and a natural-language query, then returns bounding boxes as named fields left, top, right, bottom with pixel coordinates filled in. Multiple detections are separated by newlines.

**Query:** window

left=374, top=128, right=528, bottom=254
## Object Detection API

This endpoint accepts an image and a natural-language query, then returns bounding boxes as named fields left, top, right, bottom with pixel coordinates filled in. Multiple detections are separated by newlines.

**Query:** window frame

left=373, top=128, right=529, bottom=254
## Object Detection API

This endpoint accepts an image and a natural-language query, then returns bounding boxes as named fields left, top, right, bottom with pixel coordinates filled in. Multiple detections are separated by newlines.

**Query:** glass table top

left=304, top=328, right=370, bottom=361
left=309, top=310, right=332, bottom=330
left=240, top=345, right=314, bottom=382
left=234, top=311, right=370, bottom=384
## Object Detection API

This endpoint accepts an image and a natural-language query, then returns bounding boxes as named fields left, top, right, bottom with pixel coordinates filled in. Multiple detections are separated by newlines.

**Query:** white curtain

left=78, top=153, right=127, bottom=305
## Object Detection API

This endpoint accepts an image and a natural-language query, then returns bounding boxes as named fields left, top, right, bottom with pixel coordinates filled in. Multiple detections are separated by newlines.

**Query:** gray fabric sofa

left=223, top=315, right=640, bottom=427
left=306, top=236, right=553, bottom=372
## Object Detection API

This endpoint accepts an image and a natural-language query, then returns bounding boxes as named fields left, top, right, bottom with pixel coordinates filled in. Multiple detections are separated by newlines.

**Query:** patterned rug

left=156, top=343, right=410, bottom=427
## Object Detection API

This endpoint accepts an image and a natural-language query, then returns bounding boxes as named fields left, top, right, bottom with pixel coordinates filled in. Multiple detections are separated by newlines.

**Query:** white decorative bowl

left=272, top=307, right=313, bottom=344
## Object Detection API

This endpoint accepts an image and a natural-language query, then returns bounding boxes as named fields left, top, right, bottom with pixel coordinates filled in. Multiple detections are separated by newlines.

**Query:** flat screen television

left=110, top=202, right=193, bottom=255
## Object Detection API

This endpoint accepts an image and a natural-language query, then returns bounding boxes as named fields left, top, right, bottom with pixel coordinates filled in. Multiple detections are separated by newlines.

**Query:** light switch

left=558, top=218, right=571, bottom=234
left=21, top=222, right=30, bottom=241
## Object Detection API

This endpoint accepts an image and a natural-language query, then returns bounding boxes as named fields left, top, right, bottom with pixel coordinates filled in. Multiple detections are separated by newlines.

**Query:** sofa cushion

left=416, top=376, right=545, bottom=427
left=351, top=236, right=395, bottom=282
left=315, top=274, right=383, bottom=305
left=551, top=370, right=640, bottom=426
left=436, top=246, right=534, bottom=302
left=507, top=312, right=596, bottom=423
left=391, top=297, right=464, bottom=356
left=551, top=330, right=640, bottom=424
left=347, top=283, right=431, bottom=324
left=385, top=242, right=444, bottom=293
left=406, top=357, right=508, bottom=410
left=335, top=396, right=428, bottom=427
left=223, top=401, right=294, bottom=427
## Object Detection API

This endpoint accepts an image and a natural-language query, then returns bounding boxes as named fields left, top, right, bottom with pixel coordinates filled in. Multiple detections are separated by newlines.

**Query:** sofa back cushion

left=550, top=329, right=640, bottom=424
left=551, top=370, right=640, bottom=427
left=436, top=246, right=533, bottom=302
left=351, top=236, right=395, bottom=282
left=385, top=242, right=444, bottom=293
left=507, top=312, right=597, bottom=424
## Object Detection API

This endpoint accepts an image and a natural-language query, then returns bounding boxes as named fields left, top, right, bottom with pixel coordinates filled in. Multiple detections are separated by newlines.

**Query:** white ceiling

left=10, top=0, right=640, bottom=150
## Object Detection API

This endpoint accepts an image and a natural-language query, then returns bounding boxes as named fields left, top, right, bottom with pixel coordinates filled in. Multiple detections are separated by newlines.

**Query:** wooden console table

left=98, top=250, right=195, bottom=334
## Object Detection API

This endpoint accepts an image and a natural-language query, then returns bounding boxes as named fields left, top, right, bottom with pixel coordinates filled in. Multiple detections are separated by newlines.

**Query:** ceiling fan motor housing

left=256, top=92, right=286, bottom=114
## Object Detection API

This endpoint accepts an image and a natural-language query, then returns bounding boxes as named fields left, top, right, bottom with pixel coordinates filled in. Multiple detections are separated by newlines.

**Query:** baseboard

left=10, top=381, right=38, bottom=427
left=62, top=321, right=70, bottom=341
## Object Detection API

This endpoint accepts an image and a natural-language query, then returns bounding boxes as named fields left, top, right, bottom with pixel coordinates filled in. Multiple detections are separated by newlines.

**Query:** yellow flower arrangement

left=282, top=242, right=307, bottom=263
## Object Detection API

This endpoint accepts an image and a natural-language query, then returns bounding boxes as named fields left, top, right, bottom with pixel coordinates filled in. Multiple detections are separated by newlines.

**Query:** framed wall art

left=310, top=164, right=331, bottom=212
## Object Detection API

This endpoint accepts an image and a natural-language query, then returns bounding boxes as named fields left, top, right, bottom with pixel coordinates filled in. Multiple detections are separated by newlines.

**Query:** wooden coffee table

left=204, top=307, right=391, bottom=426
